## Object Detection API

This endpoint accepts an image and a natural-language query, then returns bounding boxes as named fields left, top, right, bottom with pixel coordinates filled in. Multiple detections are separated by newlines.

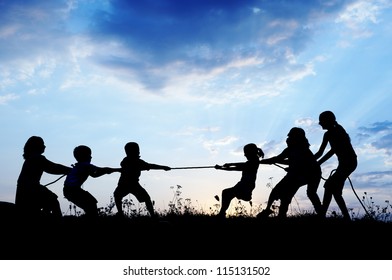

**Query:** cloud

left=357, top=121, right=392, bottom=164
left=85, top=0, right=352, bottom=90
left=202, top=135, right=238, bottom=155
left=358, top=120, right=392, bottom=134
left=335, top=0, right=392, bottom=39
left=0, top=1, right=73, bottom=61
left=1, top=0, right=389, bottom=101
left=355, top=170, right=392, bottom=189
left=294, top=117, right=316, bottom=127
left=0, top=93, right=19, bottom=105
left=374, top=134, right=392, bottom=155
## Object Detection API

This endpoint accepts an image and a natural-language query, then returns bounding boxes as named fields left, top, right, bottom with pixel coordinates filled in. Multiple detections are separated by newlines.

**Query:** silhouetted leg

left=307, top=179, right=322, bottom=214
left=324, top=167, right=352, bottom=220
left=42, top=186, right=62, bottom=218
left=321, top=179, right=333, bottom=217
left=278, top=199, right=289, bottom=218
left=334, top=193, right=350, bottom=220
left=114, top=195, right=124, bottom=216
left=71, top=190, right=98, bottom=218
left=266, top=187, right=279, bottom=209
left=84, top=203, right=98, bottom=217
left=257, top=179, right=286, bottom=218
left=130, top=186, right=157, bottom=219
left=331, top=172, right=351, bottom=219
left=145, top=199, right=156, bottom=218
left=218, top=188, right=235, bottom=217
left=50, top=199, right=63, bottom=218
left=278, top=184, right=300, bottom=219
left=113, top=187, right=126, bottom=216
left=264, top=188, right=279, bottom=214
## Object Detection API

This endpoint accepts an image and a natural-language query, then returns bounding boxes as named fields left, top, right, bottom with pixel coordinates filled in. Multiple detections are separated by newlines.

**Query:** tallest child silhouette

left=315, top=111, right=357, bottom=220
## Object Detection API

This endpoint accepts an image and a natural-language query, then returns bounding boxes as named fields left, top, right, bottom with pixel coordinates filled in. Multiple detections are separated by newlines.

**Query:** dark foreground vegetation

left=1, top=200, right=391, bottom=261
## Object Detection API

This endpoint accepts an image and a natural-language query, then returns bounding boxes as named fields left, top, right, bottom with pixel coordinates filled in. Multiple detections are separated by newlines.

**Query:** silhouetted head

left=23, top=136, right=45, bottom=159
left=319, top=110, right=337, bottom=129
left=73, top=145, right=92, bottom=162
left=244, top=143, right=264, bottom=159
left=286, top=127, right=310, bottom=148
left=124, top=142, right=140, bottom=158
left=288, top=127, right=306, bottom=139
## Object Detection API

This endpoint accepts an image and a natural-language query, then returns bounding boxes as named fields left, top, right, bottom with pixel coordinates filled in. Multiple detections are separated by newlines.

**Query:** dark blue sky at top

left=88, top=0, right=350, bottom=67
left=0, top=0, right=354, bottom=90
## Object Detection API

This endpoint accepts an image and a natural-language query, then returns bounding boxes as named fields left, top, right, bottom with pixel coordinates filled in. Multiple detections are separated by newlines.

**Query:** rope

left=348, top=176, right=371, bottom=218
left=171, top=166, right=216, bottom=170
left=43, top=174, right=66, bottom=187
left=322, top=169, right=372, bottom=219
left=273, top=163, right=286, bottom=170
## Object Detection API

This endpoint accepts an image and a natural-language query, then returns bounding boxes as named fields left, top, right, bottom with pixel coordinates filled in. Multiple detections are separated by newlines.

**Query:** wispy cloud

left=202, top=135, right=238, bottom=155
left=354, top=170, right=392, bottom=189
left=336, top=0, right=392, bottom=39
left=357, top=121, right=392, bottom=165
left=0, top=93, right=19, bottom=105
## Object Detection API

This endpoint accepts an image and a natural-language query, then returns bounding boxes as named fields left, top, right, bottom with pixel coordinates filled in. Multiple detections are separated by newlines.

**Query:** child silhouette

left=63, top=145, right=121, bottom=217
left=113, top=142, right=171, bottom=218
left=258, top=127, right=322, bottom=218
left=16, top=136, right=71, bottom=218
left=315, top=111, right=357, bottom=220
left=215, top=143, right=264, bottom=218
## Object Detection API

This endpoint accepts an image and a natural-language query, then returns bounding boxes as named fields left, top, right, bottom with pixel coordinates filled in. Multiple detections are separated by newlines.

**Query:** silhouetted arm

left=260, top=157, right=288, bottom=165
left=109, top=167, right=122, bottom=173
left=315, top=133, right=335, bottom=165
left=43, top=159, right=72, bottom=175
left=259, top=150, right=288, bottom=165
left=147, top=164, right=171, bottom=171
left=314, top=133, right=329, bottom=159
left=317, top=150, right=335, bottom=165
left=90, top=166, right=121, bottom=178
left=215, top=162, right=245, bottom=171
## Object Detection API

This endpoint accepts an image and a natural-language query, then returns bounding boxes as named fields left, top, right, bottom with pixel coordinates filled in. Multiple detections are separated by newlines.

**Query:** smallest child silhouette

left=113, top=142, right=171, bottom=218
left=63, top=145, right=121, bottom=217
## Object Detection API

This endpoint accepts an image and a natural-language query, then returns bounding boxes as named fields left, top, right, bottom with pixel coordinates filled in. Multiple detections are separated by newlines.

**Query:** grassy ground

left=1, top=211, right=391, bottom=260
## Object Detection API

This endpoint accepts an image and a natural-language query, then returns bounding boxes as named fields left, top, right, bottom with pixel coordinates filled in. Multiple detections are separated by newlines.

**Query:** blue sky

left=1, top=0, right=392, bottom=217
